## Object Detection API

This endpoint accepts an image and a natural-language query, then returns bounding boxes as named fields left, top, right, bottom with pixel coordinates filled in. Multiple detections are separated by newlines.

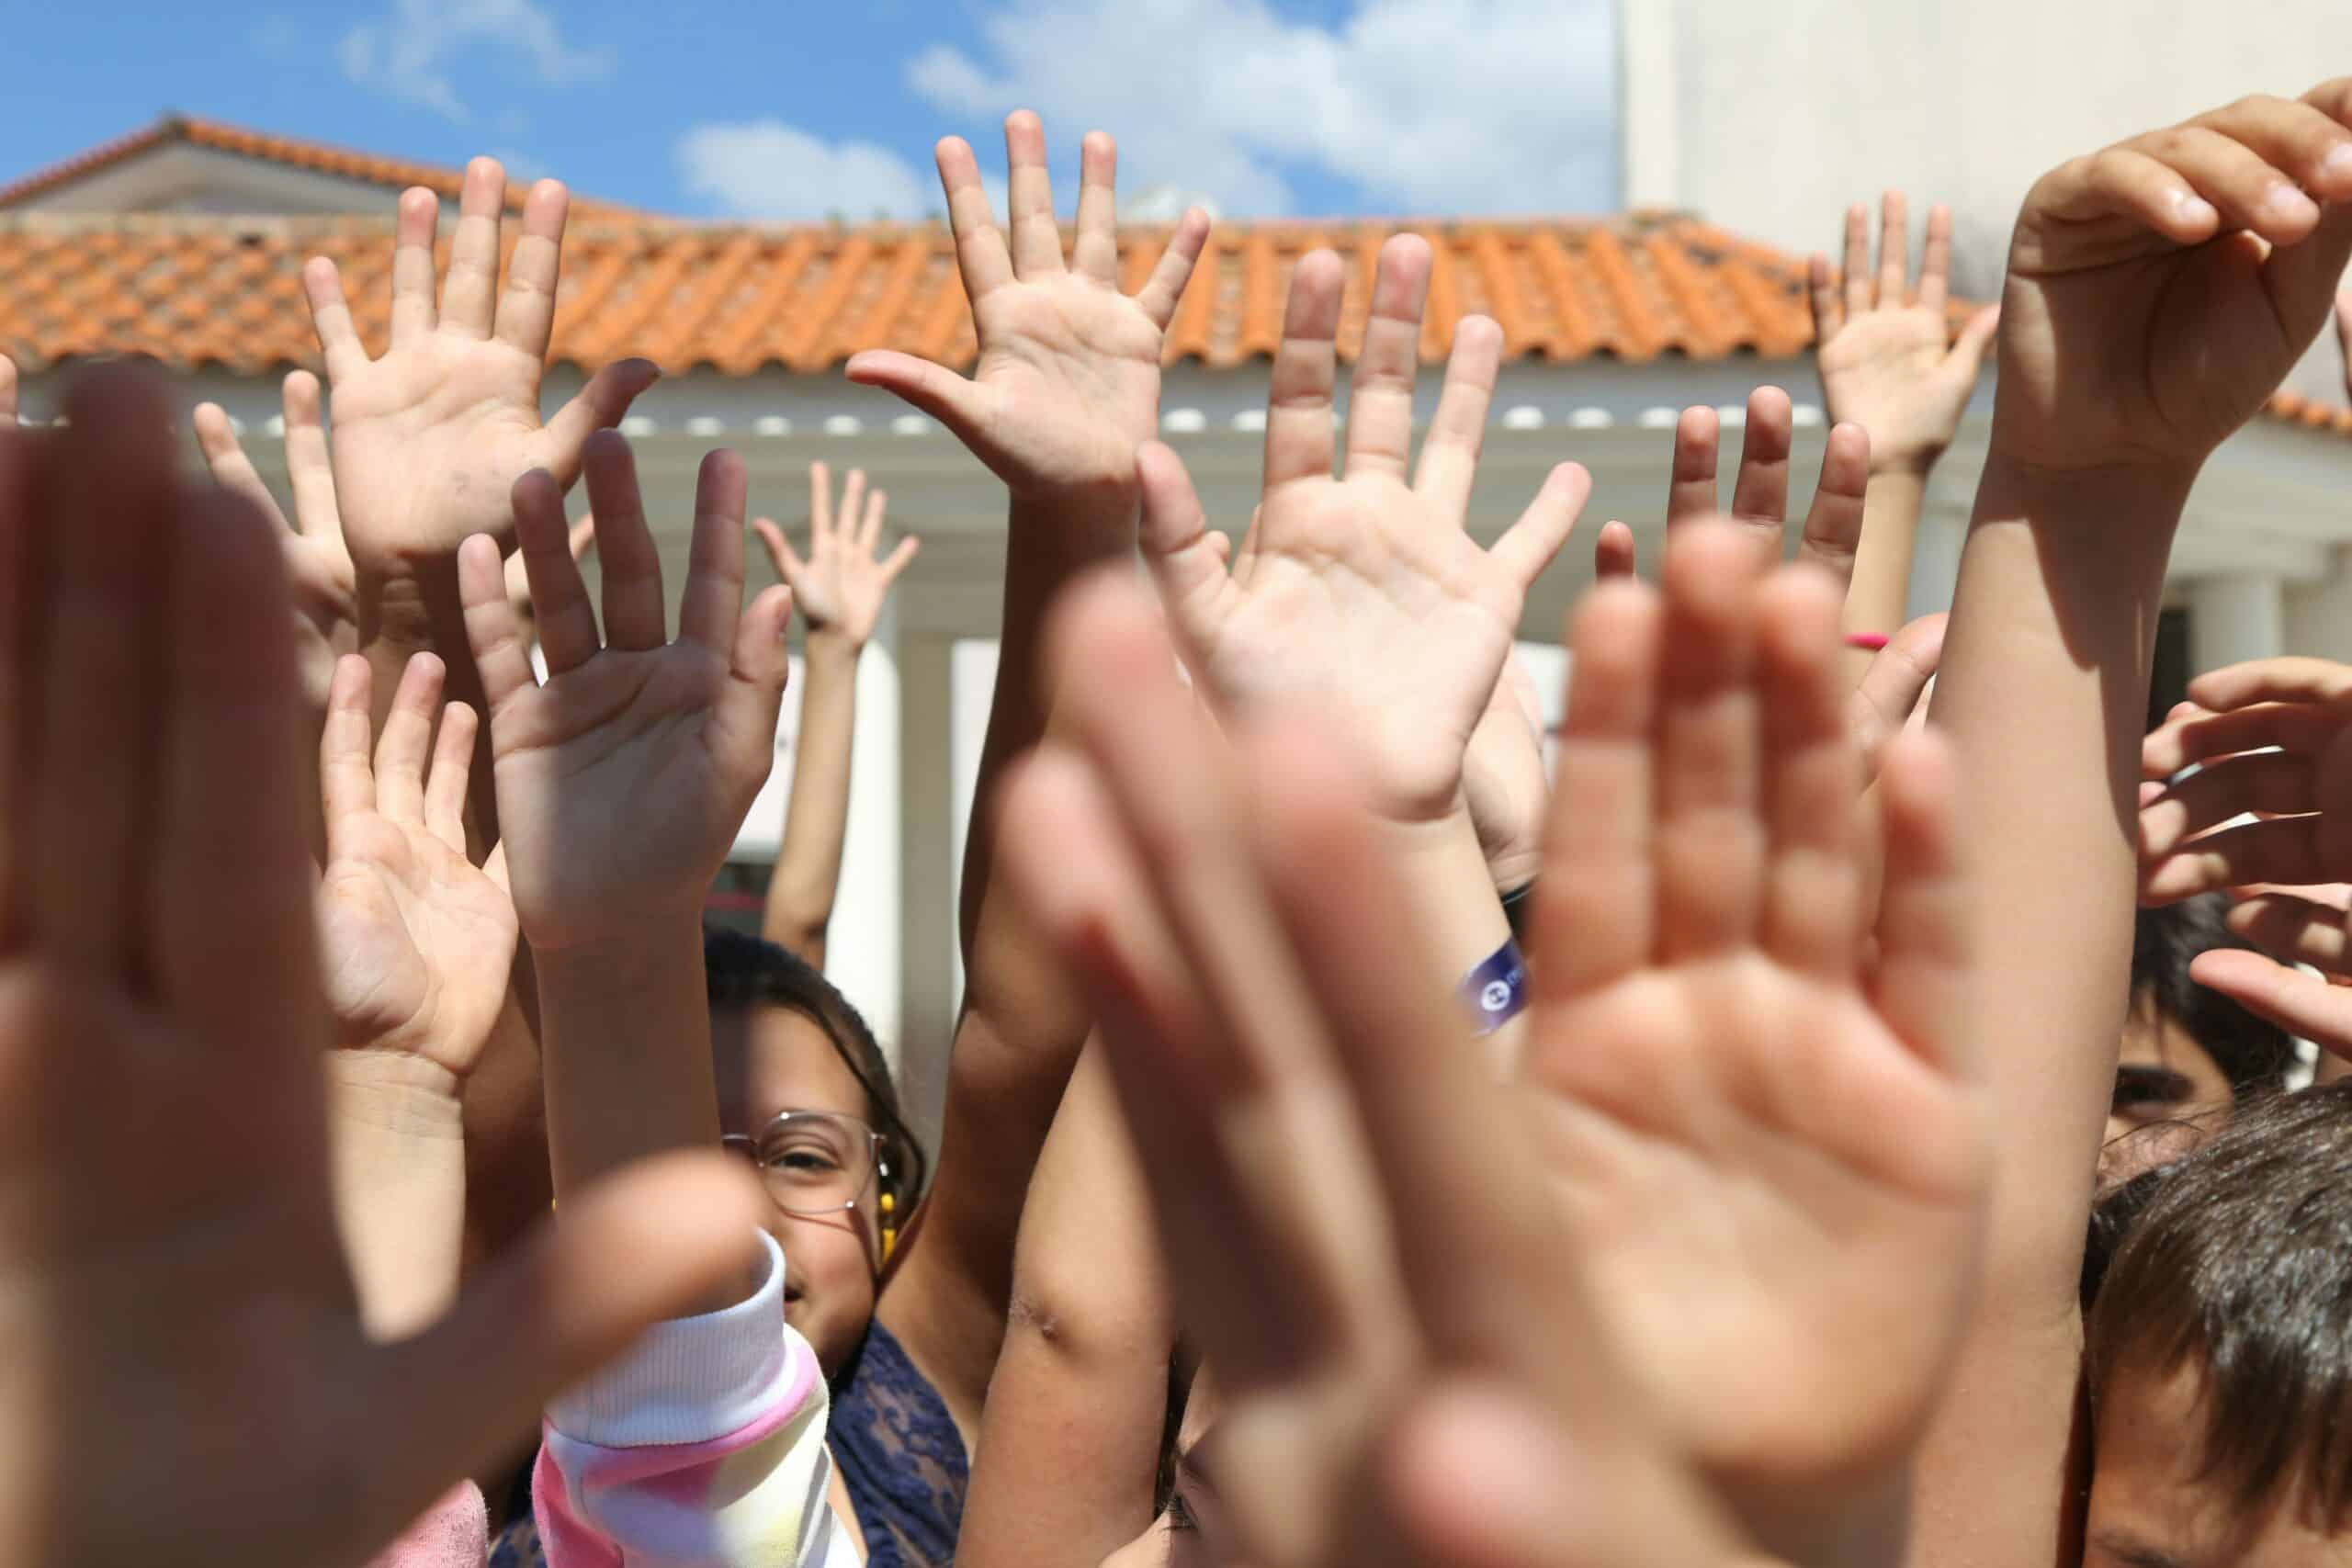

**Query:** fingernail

left=2265, top=184, right=2320, bottom=226
left=2174, top=191, right=2219, bottom=228
left=2325, top=142, right=2352, bottom=187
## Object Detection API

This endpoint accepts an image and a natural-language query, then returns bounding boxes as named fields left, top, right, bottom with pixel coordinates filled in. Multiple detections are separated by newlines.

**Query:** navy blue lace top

left=830, top=1316, right=969, bottom=1568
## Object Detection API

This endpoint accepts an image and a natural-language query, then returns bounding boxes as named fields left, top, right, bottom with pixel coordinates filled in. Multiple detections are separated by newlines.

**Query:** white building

left=6, top=77, right=2349, bottom=1131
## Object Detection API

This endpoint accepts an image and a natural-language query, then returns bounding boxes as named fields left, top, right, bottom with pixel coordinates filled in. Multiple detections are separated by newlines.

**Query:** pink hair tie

left=1845, top=632, right=1890, bottom=651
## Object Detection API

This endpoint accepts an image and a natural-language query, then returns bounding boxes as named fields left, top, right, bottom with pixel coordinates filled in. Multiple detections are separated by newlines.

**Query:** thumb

left=845, top=351, right=998, bottom=464
left=540, top=358, right=661, bottom=489
left=2260, top=203, right=2352, bottom=360
left=360, top=1152, right=767, bottom=1522
left=1136, top=441, right=1236, bottom=649
left=1948, top=304, right=2000, bottom=378
left=752, top=516, right=807, bottom=587
left=1849, top=612, right=1947, bottom=777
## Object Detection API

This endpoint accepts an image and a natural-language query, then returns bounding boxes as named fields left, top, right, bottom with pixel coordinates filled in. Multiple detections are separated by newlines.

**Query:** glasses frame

left=721, top=1108, right=893, bottom=1222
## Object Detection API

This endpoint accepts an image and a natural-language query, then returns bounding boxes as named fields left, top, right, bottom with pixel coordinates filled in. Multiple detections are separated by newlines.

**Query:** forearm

left=328, top=1052, right=467, bottom=1341
left=534, top=918, right=725, bottom=1200
left=1841, top=468, right=1929, bottom=682
left=1929, top=457, right=2186, bottom=1291
left=958, top=1044, right=1175, bottom=1568
left=763, top=633, right=860, bottom=966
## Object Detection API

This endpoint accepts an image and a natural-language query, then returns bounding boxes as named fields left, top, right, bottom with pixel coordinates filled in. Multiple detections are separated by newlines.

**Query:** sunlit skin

left=2086, top=1360, right=2347, bottom=1568
left=710, top=1003, right=886, bottom=1378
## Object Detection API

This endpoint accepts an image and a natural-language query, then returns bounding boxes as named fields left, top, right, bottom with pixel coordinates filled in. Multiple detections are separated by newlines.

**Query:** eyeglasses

left=721, top=1109, right=892, bottom=1222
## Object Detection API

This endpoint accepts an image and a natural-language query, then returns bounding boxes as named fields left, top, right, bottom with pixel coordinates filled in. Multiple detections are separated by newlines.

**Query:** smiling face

left=710, top=1001, right=883, bottom=1376
left=2086, top=1360, right=2350, bottom=1568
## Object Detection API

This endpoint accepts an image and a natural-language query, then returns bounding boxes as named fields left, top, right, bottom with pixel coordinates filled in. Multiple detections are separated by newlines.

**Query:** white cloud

left=677, top=121, right=941, bottom=220
left=339, top=0, right=613, bottom=124
left=905, top=0, right=1616, bottom=217
left=675, top=121, right=1015, bottom=222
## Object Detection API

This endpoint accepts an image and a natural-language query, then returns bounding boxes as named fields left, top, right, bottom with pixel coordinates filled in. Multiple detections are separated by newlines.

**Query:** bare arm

left=757, top=465, right=917, bottom=968
left=956, top=1042, right=1175, bottom=1568
left=845, top=113, right=1208, bottom=1432
left=1908, top=85, right=2352, bottom=1566
left=1808, top=195, right=1999, bottom=679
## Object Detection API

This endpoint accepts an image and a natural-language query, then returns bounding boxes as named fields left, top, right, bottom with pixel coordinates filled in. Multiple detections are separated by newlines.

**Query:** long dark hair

left=702, top=925, right=931, bottom=1213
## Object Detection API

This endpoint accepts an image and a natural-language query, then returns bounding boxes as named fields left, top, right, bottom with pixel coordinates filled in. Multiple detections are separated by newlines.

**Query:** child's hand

left=193, top=372, right=356, bottom=718
left=752, top=462, right=919, bottom=652
left=1136, top=238, right=1585, bottom=822
left=316, top=652, right=517, bottom=1079
left=1662, top=387, right=1873, bottom=578
left=305, top=160, right=658, bottom=575
left=995, top=575, right=1746, bottom=1568
left=1810, top=195, right=1999, bottom=477
left=1994, top=84, right=2352, bottom=479
left=1525, top=525, right=1987, bottom=1563
left=0, top=367, right=762, bottom=1568
left=459, top=433, right=794, bottom=953
left=847, top=114, right=1208, bottom=516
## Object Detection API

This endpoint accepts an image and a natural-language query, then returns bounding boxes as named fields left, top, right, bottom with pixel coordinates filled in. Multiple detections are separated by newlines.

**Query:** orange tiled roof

left=2266, top=389, right=2352, bottom=436
left=0, top=210, right=1826, bottom=377
left=0, top=115, right=628, bottom=215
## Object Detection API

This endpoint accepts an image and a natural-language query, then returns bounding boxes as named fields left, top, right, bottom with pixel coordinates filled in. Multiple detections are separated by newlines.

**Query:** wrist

left=1009, top=486, right=1142, bottom=558
left=326, top=1049, right=467, bottom=1122
left=1864, top=453, right=1939, bottom=483
left=1365, top=807, right=1513, bottom=983
left=802, top=627, right=865, bottom=670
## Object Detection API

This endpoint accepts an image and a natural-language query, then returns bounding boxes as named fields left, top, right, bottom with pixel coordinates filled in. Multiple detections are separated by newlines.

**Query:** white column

left=1616, top=0, right=1679, bottom=209
left=2286, top=545, right=2352, bottom=666
left=2187, top=574, right=2286, bottom=675
left=829, top=637, right=903, bottom=1054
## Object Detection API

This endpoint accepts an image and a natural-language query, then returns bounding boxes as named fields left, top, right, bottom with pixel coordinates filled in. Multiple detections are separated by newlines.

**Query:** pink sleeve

left=534, top=1231, right=844, bottom=1568
left=368, top=1482, right=488, bottom=1568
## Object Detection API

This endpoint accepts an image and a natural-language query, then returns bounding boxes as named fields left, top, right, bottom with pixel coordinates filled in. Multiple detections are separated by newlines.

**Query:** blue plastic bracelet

left=1459, top=939, right=1529, bottom=1036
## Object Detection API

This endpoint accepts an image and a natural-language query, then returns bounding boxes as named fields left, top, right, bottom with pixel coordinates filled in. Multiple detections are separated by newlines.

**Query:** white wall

left=1623, top=0, right=2352, bottom=400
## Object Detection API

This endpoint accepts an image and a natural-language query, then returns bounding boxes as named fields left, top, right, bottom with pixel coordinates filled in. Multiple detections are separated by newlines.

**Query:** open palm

left=847, top=114, right=1208, bottom=503
left=461, top=434, right=793, bottom=953
left=1139, top=238, right=1584, bottom=820
left=0, top=367, right=761, bottom=1568
left=1994, top=84, right=2352, bottom=476
left=1521, top=526, right=1987, bottom=1560
left=753, top=462, right=919, bottom=648
left=315, top=653, right=516, bottom=1076
left=304, top=161, right=656, bottom=572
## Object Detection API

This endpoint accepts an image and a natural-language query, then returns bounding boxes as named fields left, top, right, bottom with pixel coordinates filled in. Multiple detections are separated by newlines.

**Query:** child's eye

left=1165, top=1493, right=1198, bottom=1534
left=2112, top=1065, right=2195, bottom=1112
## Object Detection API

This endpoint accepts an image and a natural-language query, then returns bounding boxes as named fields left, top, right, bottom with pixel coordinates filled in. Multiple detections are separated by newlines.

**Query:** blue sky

left=2, top=0, right=1617, bottom=220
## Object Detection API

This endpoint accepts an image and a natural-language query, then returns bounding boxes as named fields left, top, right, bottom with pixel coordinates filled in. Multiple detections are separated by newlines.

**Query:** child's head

left=704, top=926, right=926, bottom=1375
left=2105, top=897, right=2294, bottom=1183
left=2085, top=1084, right=2352, bottom=1562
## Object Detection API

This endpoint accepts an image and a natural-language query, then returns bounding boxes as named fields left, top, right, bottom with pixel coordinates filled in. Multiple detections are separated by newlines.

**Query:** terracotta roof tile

left=0, top=115, right=628, bottom=215
left=2266, top=389, right=2352, bottom=436
left=0, top=209, right=1991, bottom=383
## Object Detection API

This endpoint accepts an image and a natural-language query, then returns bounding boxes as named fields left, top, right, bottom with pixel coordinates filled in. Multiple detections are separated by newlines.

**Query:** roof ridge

left=0, top=115, right=628, bottom=214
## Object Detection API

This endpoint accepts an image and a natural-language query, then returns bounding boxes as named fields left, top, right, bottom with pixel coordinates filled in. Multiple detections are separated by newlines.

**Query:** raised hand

left=1664, top=387, right=1872, bottom=578
left=317, top=652, right=516, bottom=1077
left=1462, top=650, right=1550, bottom=895
left=1137, top=238, right=1585, bottom=820
left=2138, top=656, right=2352, bottom=1053
left=0, top=367, right=761, bottom=1568
left=847, top=114, right=1208, bottom=511
left=1527, top=524, right=1987, bottom=1563
left=996, top=575, right=1745, bottom=1568
left=194, top=372, right=358, bottom=718
left=304, top=159, right=658, bottom=574
left=458, top=432, right=794, bottom=952
left=752, top=461, right=920, bottom=649
left=1996, top=84, right=2352, bottom=477
left=1810, top=195, right=1999, bottom=476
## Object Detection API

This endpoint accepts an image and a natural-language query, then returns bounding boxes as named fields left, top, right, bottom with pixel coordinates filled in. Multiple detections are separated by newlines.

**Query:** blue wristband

left=1459, top=939, right=1529, bottom=1035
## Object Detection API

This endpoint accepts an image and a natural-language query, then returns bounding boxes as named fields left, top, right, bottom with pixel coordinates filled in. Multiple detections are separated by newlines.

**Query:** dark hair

left=2086, top=1083, right=2352, bottom=1530
left=2130, top=896, right=2293, bottom=1098
left=702, top=925, right=930, bottom=1208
